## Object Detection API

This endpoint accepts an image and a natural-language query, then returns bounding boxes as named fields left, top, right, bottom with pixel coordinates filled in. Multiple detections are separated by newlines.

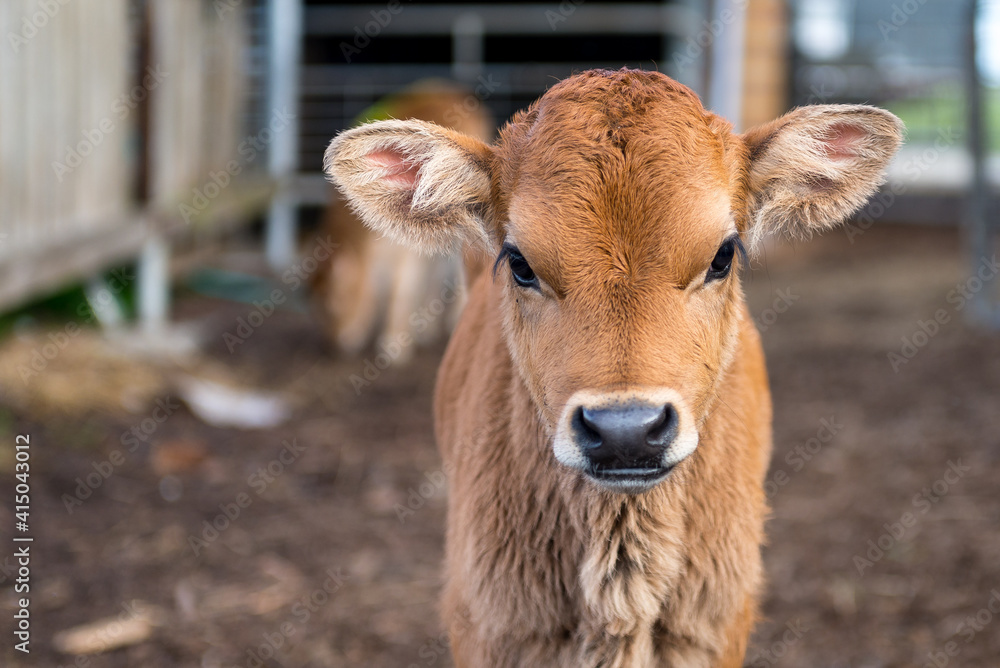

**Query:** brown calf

left=325, top=69, right=902, bottom=667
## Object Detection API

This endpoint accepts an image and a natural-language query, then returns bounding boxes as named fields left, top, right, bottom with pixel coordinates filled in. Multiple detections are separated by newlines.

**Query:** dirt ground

left=1, top=222, right=999, bottom=667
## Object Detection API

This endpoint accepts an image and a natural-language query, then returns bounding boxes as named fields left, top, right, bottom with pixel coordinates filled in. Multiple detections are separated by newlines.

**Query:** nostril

left=646, top=404, right=678, bottom=447
left=645, top=405, right=667, bottom=437
left=574, top=406, right=603, bottom=449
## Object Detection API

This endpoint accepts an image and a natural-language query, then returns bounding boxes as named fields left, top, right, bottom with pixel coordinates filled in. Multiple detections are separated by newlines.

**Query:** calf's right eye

left=706, top=236, right=743, bottom=282
left=504, top=244, right=540, bottom=290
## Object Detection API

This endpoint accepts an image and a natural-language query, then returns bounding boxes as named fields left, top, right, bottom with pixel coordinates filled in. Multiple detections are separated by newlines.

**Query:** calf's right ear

left=324, top=119, right=494, bottom=254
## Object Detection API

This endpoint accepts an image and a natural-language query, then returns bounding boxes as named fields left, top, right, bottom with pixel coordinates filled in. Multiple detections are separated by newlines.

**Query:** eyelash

left=706, top=235, right=747, bottom=282
left=495, top=243, right=540, bottom=289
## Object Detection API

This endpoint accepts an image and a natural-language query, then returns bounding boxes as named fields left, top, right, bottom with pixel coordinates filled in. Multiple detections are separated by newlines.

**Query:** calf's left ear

left=741, top=105, right=904, bottom=246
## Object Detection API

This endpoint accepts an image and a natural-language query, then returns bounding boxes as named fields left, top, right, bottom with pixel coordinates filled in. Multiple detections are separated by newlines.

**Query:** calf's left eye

left=504, top=245, right=539, bottom=289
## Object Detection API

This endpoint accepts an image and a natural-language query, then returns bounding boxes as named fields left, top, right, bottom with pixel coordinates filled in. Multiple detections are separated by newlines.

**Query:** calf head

left=325, top=69, right=902, bottom=493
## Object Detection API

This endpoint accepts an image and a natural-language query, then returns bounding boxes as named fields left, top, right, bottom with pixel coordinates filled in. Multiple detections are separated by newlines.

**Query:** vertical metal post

left=139, top=2, right=169, bottom=335
left=964, top=0, right=995, bottom=326
left=667, top=0, right=709, bottom=95
left=266, top=0, right=302, bottom=270
left=706, top=0, right=747, bottom=130
left=452, top=12, right=484, bottom=84
left=139, top=232, right=170, bottom=334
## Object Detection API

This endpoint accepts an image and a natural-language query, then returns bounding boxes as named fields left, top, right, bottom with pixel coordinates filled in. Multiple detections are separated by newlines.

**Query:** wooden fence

left=0, top=0, right=272, bottom=313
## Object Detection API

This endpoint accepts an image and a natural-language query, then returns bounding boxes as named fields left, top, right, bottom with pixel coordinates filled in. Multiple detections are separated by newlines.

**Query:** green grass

left=0, top=266, right=137, bottom=339
left=884, top=83, right=1000, bottom=152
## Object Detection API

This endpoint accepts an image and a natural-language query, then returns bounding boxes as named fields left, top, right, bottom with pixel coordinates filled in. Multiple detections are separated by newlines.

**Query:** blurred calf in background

left=313, top=80, right=494, bottom=360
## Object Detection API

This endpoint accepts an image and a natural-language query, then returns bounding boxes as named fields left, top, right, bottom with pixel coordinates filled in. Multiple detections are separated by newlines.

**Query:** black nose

left=573, top=402, right=678, bottom=471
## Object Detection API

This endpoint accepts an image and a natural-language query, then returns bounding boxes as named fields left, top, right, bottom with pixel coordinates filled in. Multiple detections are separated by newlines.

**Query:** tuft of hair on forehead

left=493, top=69, right=737, bottom=211
left=542, top=68, right=703, bottom=109
left=499, top=69, right=713, bottom=153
